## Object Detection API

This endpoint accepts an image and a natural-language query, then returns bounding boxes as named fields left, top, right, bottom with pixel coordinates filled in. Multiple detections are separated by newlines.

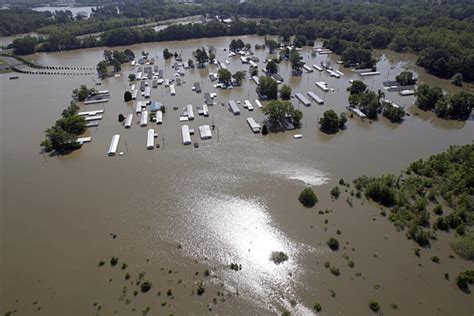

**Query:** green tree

left=382, top=102, right=405, bottom=123
left=265, top=60, right=278, bottom=74
left=279, top=84, right=291, bottom=100
left=257, top=76, right=278, bottom=99
left=299, top=187, right=318, bottom=208
left=396, top=71, right=417, bottom=86
left=266, top=39, right=278, bottom=54
left=232, top=71, right=245, bottom=85
left=415, top=84, right=444, bottom=111
left=72, top=85, right=95, bottom=102
left=163, top=48, right=172, bottom=60
left=194, top=47, right=209, bottom=68
left=96, top=60, right=108, bottom=77
left=349, top=80, right=367, bottom=95
left=290, top=49, right=303, bottom=75
left=451, top=73, right=463, bottom=86
left=124, top=91, right=132, bottom=102
left=128, top=73, right=136, bottom=81
left=217, top=68, right=232, bottom=86
left=12, top=35, right=38, bottom=55
left=319, top=109, right=340, bottom=133
left=262, top=100, right=302, bottom=130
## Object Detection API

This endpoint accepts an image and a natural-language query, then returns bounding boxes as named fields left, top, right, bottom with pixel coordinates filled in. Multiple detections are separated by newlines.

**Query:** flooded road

left=1, top=35, right=473, bottom=315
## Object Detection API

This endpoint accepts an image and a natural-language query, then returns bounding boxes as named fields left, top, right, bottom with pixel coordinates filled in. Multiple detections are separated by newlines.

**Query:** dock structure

left=359, top=71, right=381, bottom=76
left=316, top=81, right=329, bottom=92
left=246, top=117, right=261, bottom=133
left=156, top=110, right=163, bottom=124
left=146, top=129, right=155, bottom=149
left=244, top=100, right=254, bottom=111
left=295, top=93, right=311, bottom=106
left=199, top=125, right=212, bottom=140
left=202, top=104, right=209, bottom=117
left=186, top=104, right=194, bottom=120
left=307, top=91, right=324, bottom=104
left=124, top=114, right=134, bottom=128
left=303, top=64, right=313, bottom=72
left=313, top=64, right=323, bottom=71
left=107, top=134, right=120, bottom=156
left=228, top=100, right=241, bottom=115
left=255, top=99, right=263, bottom=109
left=181, top=125, right=192, bottom=145
left=252, top=76, right=260, bottom=84
left=170, top=84, right=176, bottom=96
left=194, top=82, right=202, bottom=93
left=140, top=110, right=148, bottom=127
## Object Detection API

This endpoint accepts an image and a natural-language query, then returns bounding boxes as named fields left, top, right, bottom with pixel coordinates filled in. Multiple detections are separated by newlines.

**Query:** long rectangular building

left=186, top=104, right=194, bottom=120
left=307, top=91, right=324, bottom=104
left=146, top=129, right=155, bottom=149
left=107, top=134, right=120, bottom=156
left=228, top=100, right=241, bottom=115
left=181, top=125, right=192, bottom=145
left=140, top=110, right=148, bottom=126
left=246, top=117, right=261, bottom=133
left=295, top=93, right=311, bottom=106
left=199, top=125, right=212, bottom=139
left=124, top=113, right=133, bottom=128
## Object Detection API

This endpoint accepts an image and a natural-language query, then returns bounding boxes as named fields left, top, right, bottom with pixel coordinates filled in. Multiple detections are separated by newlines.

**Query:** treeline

left=354, top=144, right=473, bottom=249
left=0, top=9, right=55, bottom=36
left=6, top=0, right=474, bottom=81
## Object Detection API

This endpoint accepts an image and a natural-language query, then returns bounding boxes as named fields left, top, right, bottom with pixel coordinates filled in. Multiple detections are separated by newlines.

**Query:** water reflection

left=174, top=192, right=316, bottom=313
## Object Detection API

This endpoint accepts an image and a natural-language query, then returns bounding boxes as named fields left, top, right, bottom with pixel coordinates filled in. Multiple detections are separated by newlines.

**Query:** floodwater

left=1, top=35, right=473, bottom=315
left=32, top=5, right=97, bottom=17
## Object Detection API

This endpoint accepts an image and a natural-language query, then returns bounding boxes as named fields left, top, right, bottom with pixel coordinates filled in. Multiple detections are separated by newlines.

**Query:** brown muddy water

left=1, top=35, right=473, bottom=315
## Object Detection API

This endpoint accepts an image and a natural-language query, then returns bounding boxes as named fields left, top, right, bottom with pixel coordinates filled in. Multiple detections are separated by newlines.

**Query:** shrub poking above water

left=299, top=188, right=318, bottom=208
left=271, top=251, right=289, bottom=264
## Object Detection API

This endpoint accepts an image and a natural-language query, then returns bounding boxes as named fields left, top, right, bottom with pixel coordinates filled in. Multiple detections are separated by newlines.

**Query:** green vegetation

left=110, top=257, right=118, bottom=266
left=257, top=76, right=278, bottom=100
left=329, top=266, right=340, bottom=276
left=196, top=281, right=205, bottom=296
left=354, top=144, right=473, bottom=248
left=313, top=302, right=322, bottom=312
left=349, top=80, right=367, bottom=95
left=382, top=101, right=405, bottom=123
left=193, top=47, right=209, bottom=68
left=369, top=300, right=380, bottom=313
left=319, top=110, right=347, bottom=133
left=124, top=91, right=132, bottom=102
left=271, top=251, right=289, bottom=264
left=456, top=270, right=474, bottom=292
left=431, top=256, right=440, bottom=263
left=262, top=100, right=303, bottom=131
left=330, top=186, right=340, bottom=199
left=327, top=238, right=339, bottom=251
left=140, top=281, right=152, bottom=293
left=451, top=73, right=463, bottom=87
left=40, top=102, right=86, bottom=154
left=290, top=49, right=303, bottom=75
left=96, top=49, right=133, bottom=77
left=229, top=39, right=245, bottom=52
left=348, top=88, right=385, bottom=120
left=415, top=84, right=474, bottom=121
left=265, top=60, right=278, bottom=75
left=4, top=0, right=474, bottom=83
left=396, top=71, right=417, bottom=86
left=217, top=68, right=232, bottom=87
left=73, top=85, right=96, bottom=102
left=450, top=232, right=474, bottom=260
left=279, top=84, right=291, bottom=100
left=298, top=187, right=318, bottom=208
